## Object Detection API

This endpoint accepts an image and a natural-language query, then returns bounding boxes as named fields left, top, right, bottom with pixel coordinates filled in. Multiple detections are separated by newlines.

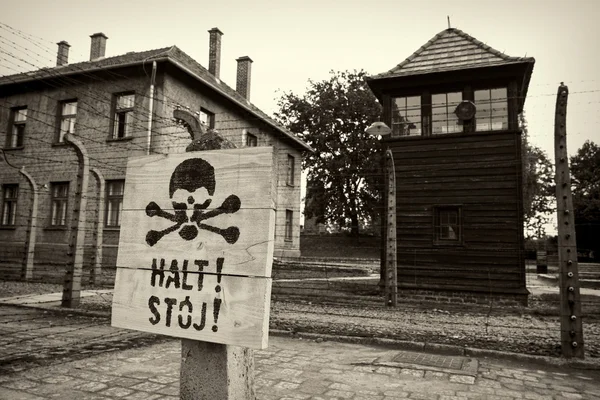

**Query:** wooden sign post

left=112, top=146, right=275, bottom=397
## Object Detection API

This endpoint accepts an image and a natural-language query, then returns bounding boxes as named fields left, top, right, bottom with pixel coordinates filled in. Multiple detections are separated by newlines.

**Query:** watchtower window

left=431, top=92, right=462, bottom=135
left=474, top=88, right=508, bottom=131
left=391, top=96, right=421, bottom=137
left=434, top=206, right=462, bottom=245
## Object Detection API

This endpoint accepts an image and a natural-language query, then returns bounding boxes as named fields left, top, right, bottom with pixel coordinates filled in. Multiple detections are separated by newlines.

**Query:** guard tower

left=366, top=28, right=535, bottom=305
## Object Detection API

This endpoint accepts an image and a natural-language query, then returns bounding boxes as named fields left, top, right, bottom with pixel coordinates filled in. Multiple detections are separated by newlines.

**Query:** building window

left=474, top=88, right=508, bottom=131
left=7, top=107, right=27, bottom=148
left=58, top=100, right=77, bottom=143
left=431, top=92, right=462, bottom=135
left=285, top=210, right=293, bottom=241
left=113, top=93, right=135, bottom=138
left=286, top=154, right=295, bottom=186
left=50, top=183, right=69, bottom=226
left=199, top=108, right=215, bottom=129
left=1, top=184, right=18, bottom=226
left=391, top=96, right=421, bottom=137
left=246, top=132, right=257, bottom=147
left=434, top=206, right=461, bottom=244
left=106, top=180, right=125, bottom=227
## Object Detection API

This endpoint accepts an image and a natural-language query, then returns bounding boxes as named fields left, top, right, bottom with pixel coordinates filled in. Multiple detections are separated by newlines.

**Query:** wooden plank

left=117, top=147, right=275, bottom=279
left=464, top=215, right=519, bottom=222
left=393, top=143, right=516, bottom=157
left=395, top=205, right=518, bottom=213
left=393, top=154, right=516, bottom=167
left=387, top=131, right=518, bottom=150
left=397, top=280, right=525, bottom=292
left=464, top=204, right=519, bottom=212
left=112, top=268, right=271, bottom=349
left=396, top=260, right=520, bottom=269
left=396, top=174, right=517, bottom=185
left=395, top=167, right=518, bottom=179
left=395, top=160, right=517, bottom=172
left=396, top=250, right=521, bottom=261
left=112, top=147, right=275, bottom=350
left=397, top=271, right=521, bottom=281
left=397, top=181, right=517, bottom=191
left=397, top=188, right=518, bottom=198
left=397, top=268, right=522, bottom=278
left=392, top=147, right=518, bottom=161
left=389, top=138, right=516, bottom=154
left=397, top=241, right=521, bottom=250
left=397, top=195, right=518, bottom=204
left=396, top=259, right=521, bottom=270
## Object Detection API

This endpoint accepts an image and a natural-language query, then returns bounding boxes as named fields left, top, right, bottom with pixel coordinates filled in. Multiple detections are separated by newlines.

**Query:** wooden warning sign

left=111, top=147, right=275, bottom=349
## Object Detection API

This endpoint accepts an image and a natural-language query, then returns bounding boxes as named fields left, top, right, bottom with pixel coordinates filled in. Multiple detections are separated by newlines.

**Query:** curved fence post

left=90, top=167, right=105, bottom=285
left=62, top=133, right=90, bottom=308
left=385, top=149, right=397, bottom=307
left=554, top=83, right=584, bottom=359
left=1, top=149, right=39, bottom=281
left=18, top=168, right=38, bottom=281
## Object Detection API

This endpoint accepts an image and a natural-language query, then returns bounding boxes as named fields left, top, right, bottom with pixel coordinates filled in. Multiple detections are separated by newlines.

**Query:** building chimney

left=89, top=32, right=108, bottom=61
left=56, top=41, right=70, bottom=66
left=235, top=56, right=253, bottom=100
left=208, top=28, right=223, bottom=79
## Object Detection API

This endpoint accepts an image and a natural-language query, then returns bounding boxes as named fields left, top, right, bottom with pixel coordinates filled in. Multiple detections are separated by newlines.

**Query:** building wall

left=387, top=130, right=527, bottom=298
left=0, top=64, right=303, bottom=282
left=160, top=70, right=302, bottom=257
left=0, top=69, right=154, bottom=281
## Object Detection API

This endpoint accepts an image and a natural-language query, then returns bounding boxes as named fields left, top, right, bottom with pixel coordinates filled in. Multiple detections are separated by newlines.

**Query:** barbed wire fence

left=0, top=21, right=598, bottom=369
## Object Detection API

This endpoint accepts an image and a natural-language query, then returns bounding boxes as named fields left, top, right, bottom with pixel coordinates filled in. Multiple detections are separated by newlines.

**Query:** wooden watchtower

left=366, top=28, right=535, bottom=305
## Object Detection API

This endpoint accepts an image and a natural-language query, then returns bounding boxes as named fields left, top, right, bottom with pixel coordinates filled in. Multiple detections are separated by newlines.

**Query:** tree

left=570, top=140, right=600, bottom=258
left=520, top=113, right=555, bottom=239
left=275, top=70, right=382, bottom=236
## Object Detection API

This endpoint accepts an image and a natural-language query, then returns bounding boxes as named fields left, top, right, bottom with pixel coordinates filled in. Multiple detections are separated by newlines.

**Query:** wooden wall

left=387, top=130, right=527, bottom=295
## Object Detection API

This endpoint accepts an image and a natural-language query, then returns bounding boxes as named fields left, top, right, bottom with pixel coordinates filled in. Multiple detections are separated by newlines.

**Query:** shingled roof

left=0, top=46, right=312, bottom=151
left=369, top=28, right=535, bottom=79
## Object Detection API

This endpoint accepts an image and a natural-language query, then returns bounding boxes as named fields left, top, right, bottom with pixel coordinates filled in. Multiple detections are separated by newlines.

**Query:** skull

left=145, top=158, right=241, bottom=246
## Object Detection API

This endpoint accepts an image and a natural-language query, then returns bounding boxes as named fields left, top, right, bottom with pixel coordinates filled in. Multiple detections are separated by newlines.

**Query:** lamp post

left=365, top=122, right=397, bottom=306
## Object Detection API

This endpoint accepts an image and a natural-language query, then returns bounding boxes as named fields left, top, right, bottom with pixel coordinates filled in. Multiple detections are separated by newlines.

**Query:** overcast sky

left=1, top=0, right=599, bottom=160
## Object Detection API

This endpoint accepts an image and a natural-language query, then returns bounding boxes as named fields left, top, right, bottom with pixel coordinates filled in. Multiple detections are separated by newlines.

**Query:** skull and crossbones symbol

left=145, top=158, right=241, bottom=247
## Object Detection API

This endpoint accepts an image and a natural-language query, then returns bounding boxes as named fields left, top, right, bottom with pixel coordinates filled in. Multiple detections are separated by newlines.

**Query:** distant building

left=367, top=28, right=535, bottom=305
left=0, top=28, right=310, bottom=282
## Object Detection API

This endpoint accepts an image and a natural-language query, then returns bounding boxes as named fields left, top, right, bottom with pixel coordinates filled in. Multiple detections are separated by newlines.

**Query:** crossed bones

left=145, top=195, right=241, bottom=247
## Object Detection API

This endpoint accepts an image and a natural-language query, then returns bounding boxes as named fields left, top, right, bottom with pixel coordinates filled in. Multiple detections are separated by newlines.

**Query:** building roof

left=369, top=28, right=535, bottom=80
left=0, top=46, right=312, bottom=152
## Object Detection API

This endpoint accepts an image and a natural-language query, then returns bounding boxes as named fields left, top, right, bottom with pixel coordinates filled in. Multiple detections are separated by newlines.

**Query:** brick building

left=0, top=28, right=310, bottom=283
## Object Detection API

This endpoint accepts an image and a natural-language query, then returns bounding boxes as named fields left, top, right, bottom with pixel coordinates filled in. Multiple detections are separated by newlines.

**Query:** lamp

left=365, top=121, right=392, bottom=136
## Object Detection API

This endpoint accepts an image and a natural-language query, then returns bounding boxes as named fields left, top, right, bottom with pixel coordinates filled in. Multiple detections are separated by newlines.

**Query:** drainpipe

left=147, top=61, right=157, bottom=155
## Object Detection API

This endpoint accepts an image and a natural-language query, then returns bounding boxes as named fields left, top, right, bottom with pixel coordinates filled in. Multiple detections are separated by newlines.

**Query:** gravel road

left=270, top=300, right=600, bottom=360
